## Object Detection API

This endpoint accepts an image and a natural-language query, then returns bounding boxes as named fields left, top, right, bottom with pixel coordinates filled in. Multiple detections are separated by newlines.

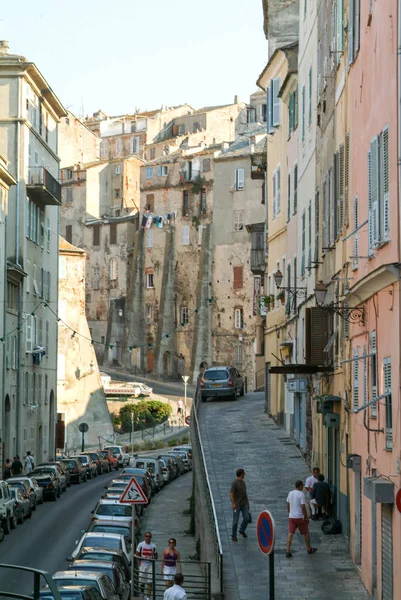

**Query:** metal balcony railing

left=27, top=167, right=61, bottom=206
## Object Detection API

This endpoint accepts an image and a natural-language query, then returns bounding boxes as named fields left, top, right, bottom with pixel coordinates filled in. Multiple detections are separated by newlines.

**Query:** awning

left=269, top=364, right=333, bottom=375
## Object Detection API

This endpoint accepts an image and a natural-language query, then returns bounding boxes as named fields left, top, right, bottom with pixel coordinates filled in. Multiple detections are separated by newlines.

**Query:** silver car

left=91, top=500, right=134, bottom=525
left=9, top=487, right=31, bottom=523
left=52, top=571, right=119, bottom=600
left=7, top=476, right=43, bottom=505
left=69, top=532, right=131, bottom=565
left=200, top=366, right=245, bottom=401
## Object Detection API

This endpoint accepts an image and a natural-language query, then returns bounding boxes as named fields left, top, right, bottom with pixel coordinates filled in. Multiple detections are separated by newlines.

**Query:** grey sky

left=2, top=0, right=268, bottom=117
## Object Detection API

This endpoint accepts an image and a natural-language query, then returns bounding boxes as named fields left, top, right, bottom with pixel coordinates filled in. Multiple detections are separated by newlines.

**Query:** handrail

left=0, top=564, right=61, bottom=600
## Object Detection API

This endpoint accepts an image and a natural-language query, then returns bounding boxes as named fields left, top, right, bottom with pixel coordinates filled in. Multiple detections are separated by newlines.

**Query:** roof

left=215, top=129, right=267, bottom=161
left=59, top=237, right=85, bottom=255
left=143, top=143, right=224, bottom=167
left=256, top=42, right=299, bottom=90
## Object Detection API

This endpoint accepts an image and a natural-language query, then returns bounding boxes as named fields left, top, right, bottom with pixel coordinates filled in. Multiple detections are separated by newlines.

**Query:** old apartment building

left=0, top=41, right=66, bottom=462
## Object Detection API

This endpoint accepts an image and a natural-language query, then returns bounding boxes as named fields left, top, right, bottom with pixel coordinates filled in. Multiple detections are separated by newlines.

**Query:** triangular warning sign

left=119, top=476, right=148, bottom=504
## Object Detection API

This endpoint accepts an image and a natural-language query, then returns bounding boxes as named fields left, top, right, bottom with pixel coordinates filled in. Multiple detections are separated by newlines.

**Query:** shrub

left=119, top=401, right=172, bottom=433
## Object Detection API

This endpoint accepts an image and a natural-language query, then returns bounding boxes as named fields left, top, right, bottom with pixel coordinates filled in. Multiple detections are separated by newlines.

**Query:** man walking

left=230, top=468, right=250, bottom=542
left=136, top=531, right=158, bottom=600
left=305, top=467, right=320, bottom=516
left=24, top=451, right=34, bottom=474
left=177, top=399, right=184, bottom=416
left=286, top=480, right=317, bottom=558
left=163, top=573, right=187, bottom=600
left=11, top=456, right=23, bottom=476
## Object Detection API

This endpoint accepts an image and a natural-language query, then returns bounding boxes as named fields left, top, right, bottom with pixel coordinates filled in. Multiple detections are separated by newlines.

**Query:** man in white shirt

left=136, top=531, right=158, bottom=600
left=305, top=467, right=320, bottom=516
left=286, top=480, right=317, bottom=558
left=164, top=573, right=187, bottom=600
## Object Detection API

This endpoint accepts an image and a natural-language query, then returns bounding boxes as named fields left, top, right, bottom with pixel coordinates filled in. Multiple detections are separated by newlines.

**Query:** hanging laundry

left=141, top=215, right=148, bottom=229
left=145, top=215, right=152, bottom=229
left=156, top=217, right=163, bottom=229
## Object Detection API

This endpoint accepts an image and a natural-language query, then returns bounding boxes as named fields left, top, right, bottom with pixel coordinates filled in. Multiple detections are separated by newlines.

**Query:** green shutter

left=337, top=0, right=343, bottom=63
left=293, top=164, right=298, bottom=214
left=294, top=86, right=299, bottom=129
left=287, top=173, right=291, bottom=222
left=302, top=85, right=305, bottom=141
left=382, top=125, right=390, bottom=240
left=308, top=67, right=312, bottom=126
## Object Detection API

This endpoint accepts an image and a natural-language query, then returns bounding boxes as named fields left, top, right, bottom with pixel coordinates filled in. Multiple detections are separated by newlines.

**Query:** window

left=235, top=168, right=245, bottom=191
left=65, top=188, right=73, bottom=203
left=200, top=189, right=207, bottom=214
left=178, top=124, right=185, bottom=135
left=145, top=228, right=154, bottom=248
left=293, top=165, right=298, bottom=214
left=110, top=223, right=117, bottom=245
left=261, top=103, right=267, bottom=122
left=301, top=85, right=305, bottom=141
left=130, top=137, right=139, bottom=154
left=233, top=210, right=244, bottom=232
left=146, top=304, right=152, bottom=325
left=100, top=141, right=108, bottom=159
left=109, top=259, right=117, bottom=281
left=150, top=148, right=156, bottom=160
left=287, top=173, right=291, bottom=221
left=93, top=266, right=100, bottom=289
left=370, top=331, right=377, bottom=418
left=146, top=167, right=153, bottom=179
left=180, top=307, right=189, bottom=325
left=181, top=225, right=190, bottom=245
left=352, top=348, right=359, bottom=411
left=146, top=194, right=154, bottom=212
left=234, top=308, right=244, bottom=329
left=233, top=266, right=243, bottom=290
left=26, top=315, right=35, bottom=352
left=182, top=191, right=189, bottom=216
left=202, top=158, right=211, bottom=172
left=116, top=139, right=122, bottom=155
left=348, top=0, right=360, bottom=66
left=146, top=272, right=154, bottom=288
left=115, top=188, right=120, bottom=199
left=93, top=225, right=100, bottom=246
left=368, top=126, right=390, bottom=253
left=157, top=165, right=168, bottom=176
left=247, top=107, right=256, bottom=124
left=383, top=357, right=392, bottom=450
left=272, top=169, right=280, bottom=217
left=193, top=121, right=201, bottom=133
left=115, top=165, right=121, bottom=175
left=301, top=211, right=306, bottom=276
left=234, top=345, right=243, bottom=363
left=266, top=77, right=281, bottom=131
left=308, top=67, right=312, bottom=126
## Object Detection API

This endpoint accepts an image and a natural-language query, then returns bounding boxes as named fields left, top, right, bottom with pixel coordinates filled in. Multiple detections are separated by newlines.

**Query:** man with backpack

left=24, top=451, right=35, bottom=474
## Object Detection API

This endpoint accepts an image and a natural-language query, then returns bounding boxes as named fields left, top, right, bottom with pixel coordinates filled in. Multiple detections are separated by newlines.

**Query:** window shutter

left=333, top=153, right=339, bottom=239
left=370, top=331, right=377, bottom=417
left=293, top=165, right=298, bottom=213
left=235, top=168, right=244, bottom=190
left=47, top=217, right=51, bottom=252
left=26, top=316, right=33, bottom=352
left=382, top=125, right=390, bottom=240
left=353, top=348, right=359, bottom=411
left=272, top=78, right=280, bottom=126
left=301, top=211, right=306, bottom=276
left=348, top=0, right=354, bottom=65
left=308, top=201, right=312, bottom=269
left=363, top=345, right=368, bottom=409
left=353, top=196, right=359, bottom=269
left=329, top=168, right=335, bottom=246
left=267, top=86, right=273, bottom=133
left=308, top=67, right=312, bottom=124
left=272, top=172, right=276, bottom=218
left=322, top=178, right=327, bottom=252
left=277, top=166, right=281, bottom=213
left=354, top=0, right=360, bottom=56
left=287, top=173, right=291, bottom=221
left=302, top=85, right=305, bottom=141
left=337, top=0, right=343, bottom=62
left=233, top=266, right=243, bottom=290
left=305, top=307, right=329, bottom=365
left=338, top=144, right=344, bottom=234
left=344, top=133, right=350, bottom=226
left=370, top=136, right=380, bottom=245
left=368, top=150, right=374, bottom=254
left=314, top=190, right=320, bottom=263
left=181, top=225, right=190, bottom=245
left=383, top=357, right=392, bottom=449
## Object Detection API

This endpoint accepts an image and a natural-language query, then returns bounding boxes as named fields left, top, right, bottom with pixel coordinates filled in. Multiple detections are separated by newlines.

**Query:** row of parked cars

left=38, top=445, right=193, bottom=600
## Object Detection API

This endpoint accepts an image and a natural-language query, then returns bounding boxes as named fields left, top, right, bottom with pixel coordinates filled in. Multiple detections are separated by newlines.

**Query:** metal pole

left=81, top=431, right=84, bottom=453
left=269, top=551, right=275, bottom=600
left=131, top=506, right=135, bottom=599
left=184, top=381, right=187, bottom=418
left=131, top=412, right=135, bottom=461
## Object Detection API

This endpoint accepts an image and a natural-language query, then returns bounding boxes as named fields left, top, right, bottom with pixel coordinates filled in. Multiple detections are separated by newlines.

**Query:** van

left=133, top=457, right=164, bottom=492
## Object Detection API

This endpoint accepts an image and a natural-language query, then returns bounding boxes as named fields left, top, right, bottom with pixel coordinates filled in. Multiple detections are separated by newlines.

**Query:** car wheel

left=17, top=513, right=23, bottom=525
left=0, top=527, right=4, bottom=542
left=2, top=518, right=10, bottom=535
left=10, top=515, right=17, bottom=529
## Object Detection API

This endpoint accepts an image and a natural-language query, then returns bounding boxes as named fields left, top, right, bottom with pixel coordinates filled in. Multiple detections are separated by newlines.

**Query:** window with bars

left=234, top=308, right=244, bottom=329
left=383, top=357, right=392, bottom=450
left=180, top=306, right=189, bottom=325
left=370, top=331, right=377, bottom=418
left=234, top=344, right=243, bottom=364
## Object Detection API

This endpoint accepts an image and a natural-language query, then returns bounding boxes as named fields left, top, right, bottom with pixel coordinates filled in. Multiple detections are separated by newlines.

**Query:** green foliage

left=119, top=401, right=172, bottom=433
left=191, top=176, right=206, bottom=195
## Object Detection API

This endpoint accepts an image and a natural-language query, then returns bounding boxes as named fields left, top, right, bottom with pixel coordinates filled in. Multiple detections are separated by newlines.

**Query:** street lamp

left=182, top=375, right=189, bottom=418
left=273, top=269, right=307, bottom=299
left=273, top=269, right=283, bottom=288
left=313, top=280, right=364, bottom=324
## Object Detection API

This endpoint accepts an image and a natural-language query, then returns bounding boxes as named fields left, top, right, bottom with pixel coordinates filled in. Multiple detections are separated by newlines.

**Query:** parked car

left=165, top=453, right=185, bottom=476
left=200, top=366, right=244, bottom=401
left=86, top=520, right=134, bottom=544
left=9, top=487, right=31, bottom=523
left=7, top=479, right=36, bottom=511
left=131, top=382, right=152, bottom=396
left=132, top=458, right=164, bottom=492
left=0, top=480, right=16, bottom=534
left=33, top=472, right=59, bottom=501
left=98, top=450, right=118, bottom=472
left=69, top=532, right=131, bottom=565
left=157, top=455, right=178, bottom=480
left=43, top=461, right=72, bottom=487
left=159, top=460, right=169, bottom=483
left=39, top=585, right=103, bottom=600
left=69, top=548, right=130, bottom=582
left=118, top=469, right=153, bottom=502
left=52, top=571, right=120, bottom=600
left=67, top=561, right=130, bottom=599
left=172, top=445, right=193, bottom=469
left=60, top=458, right=87, bottom=484
left=70, top=455, right=97, bottom=480
left=34, top=466, right=65, bottom=494
left=169, top=450, right=190, bottom=472
left=91, top=500, right=137, bottom=526
left=102, top=481, right=127, bottom=500
left=8, top=476, right=44, bottom=505
left=103, top=446, right=130, bottom=468
left=84, top=452, right=109, bottom=475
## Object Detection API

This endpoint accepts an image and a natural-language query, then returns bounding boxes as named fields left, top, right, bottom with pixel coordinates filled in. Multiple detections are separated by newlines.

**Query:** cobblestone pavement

left=198, top=392, right=370, bottom=600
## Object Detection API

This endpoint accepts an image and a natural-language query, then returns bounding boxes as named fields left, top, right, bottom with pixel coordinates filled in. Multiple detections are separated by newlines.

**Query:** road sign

left=185, top=415, right=190, bottom=425
left=120, top=477, right=148, bottom=504
left=256, top=510, right=275, bottom=556
left=78, top=422, right=89, bottom=433
left=396, top=489, right=401, bottom=514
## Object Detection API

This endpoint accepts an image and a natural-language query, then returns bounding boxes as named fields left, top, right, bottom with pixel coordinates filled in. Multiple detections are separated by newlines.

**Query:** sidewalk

left=198, top=392, right=370, bottom=600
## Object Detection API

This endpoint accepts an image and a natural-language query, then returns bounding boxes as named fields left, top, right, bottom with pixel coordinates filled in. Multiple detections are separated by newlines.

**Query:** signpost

left=120, top=477, right=148, bottom=599
left=185, top=415, right=190, bottom=426
left=78, top=422, right=89, bottom=452
left=182, top=375, right=189, bottom=418
left=256, top=510, right=275, bottom=599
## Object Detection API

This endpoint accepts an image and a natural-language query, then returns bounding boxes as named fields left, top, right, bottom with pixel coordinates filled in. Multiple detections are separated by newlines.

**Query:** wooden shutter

left=305, top=307, right=329, bottom=365
left=344, top=133, right=350, bottom=226
left=348, top=0, right=354, bottom=65
left=353, top=196, right=359, bottom=269
left=370, top=136, right=380, bottom=245
left=363, top=345, right=367, bottom=409
left=272, top=78, right=280, bottom=126
left=352, top=348, right=359, bottom=411
left=277, top=166, right=281, bottom=213
left=382, top=125, right=390, bottom=240
left=233, top=266, right=243, bottom=290
left=338, top=144, right=344, bottom=234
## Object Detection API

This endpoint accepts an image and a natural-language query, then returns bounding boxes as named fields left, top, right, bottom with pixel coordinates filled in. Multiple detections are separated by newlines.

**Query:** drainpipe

left=15, top=78, right=22, bottom=455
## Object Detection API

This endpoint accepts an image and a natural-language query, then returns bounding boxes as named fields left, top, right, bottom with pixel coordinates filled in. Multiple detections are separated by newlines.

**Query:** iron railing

left=27, top=167, right=61, bottom=204
left=0, top=564, right=61, bottom=600
left=192, top=382, right=224, bottom=595
left=133, top=558, right=210, bottom=599
left=250, top=248, right=265, bottom=272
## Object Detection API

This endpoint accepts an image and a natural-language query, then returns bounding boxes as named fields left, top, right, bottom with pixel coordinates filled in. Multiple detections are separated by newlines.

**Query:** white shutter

left=277, top=166, right=281, bottom=213
left=26, top=316, right=33, bottom=352
left=370, top=331, right=377, bottom=418
left=272, top=172, right=276, bottom=218
left=382, top=125, right=390, bottom=240
left=272, top=77, right=280, bottom=126
left=181, top=225, right=190, bottom=245
left=235, top=168, right=244, bottom=190
left=370, top=136, right=380, bottom=245
left=352, top=348, right=359, bottom=411
left=198, top=225, right=203, bottom=246
left=353, top=196, right=359, bottom=269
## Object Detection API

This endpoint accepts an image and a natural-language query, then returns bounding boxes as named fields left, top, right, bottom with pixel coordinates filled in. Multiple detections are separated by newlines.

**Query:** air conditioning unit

left=286, top=379, right=307, bottom=393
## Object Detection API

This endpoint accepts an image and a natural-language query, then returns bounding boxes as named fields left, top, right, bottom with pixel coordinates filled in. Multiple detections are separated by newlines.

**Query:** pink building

left=346, top=1, right=400, bottom=597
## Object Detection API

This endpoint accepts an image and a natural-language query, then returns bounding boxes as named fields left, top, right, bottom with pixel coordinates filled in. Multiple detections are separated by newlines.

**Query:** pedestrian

left=11, top=455, right=23, bottom=476
left=230, top=468, right=250, bottom=542
left=163, top=573, right=187, bottom=600
left=2, top=458, right=12, bottom=480
left=24, top=451, right=35, bottom=474
left=305, top=467, right=320, bottom=516
left=135, top=531, right=158, bottom=600
left=160, top=538, right=181, bottom=589
left=310, top=474, right=331, bottom=520
left=177, top=399, right=184, bottom=416
left=286, top=480, right=317, bottom=558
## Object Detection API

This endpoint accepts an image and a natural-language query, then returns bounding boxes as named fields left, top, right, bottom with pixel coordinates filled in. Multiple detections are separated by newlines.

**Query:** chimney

left=234, top=95, right=240, bottom=104
left=0, top=41, right=9, bottom=55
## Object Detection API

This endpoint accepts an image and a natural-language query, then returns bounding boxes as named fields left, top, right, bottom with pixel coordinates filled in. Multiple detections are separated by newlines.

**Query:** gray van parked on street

left=200, top=366, right=244, bottom=402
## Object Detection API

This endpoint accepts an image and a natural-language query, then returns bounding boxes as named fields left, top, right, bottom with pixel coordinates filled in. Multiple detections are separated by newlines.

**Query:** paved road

left=0, top=470, right=117, bottom=598
left=102, top=368, right=195, bottom=400
left=199, top=392, right=370, bottom=600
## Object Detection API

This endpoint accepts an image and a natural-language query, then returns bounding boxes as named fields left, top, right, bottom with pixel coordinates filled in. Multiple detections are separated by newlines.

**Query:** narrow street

left=0, top=471, right=116, bottom=598
left=198, top=392, right=370, bottom=600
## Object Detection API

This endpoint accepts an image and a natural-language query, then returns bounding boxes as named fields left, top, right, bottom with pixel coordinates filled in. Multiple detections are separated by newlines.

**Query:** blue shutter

left=272, top=78, right=280, bottom=126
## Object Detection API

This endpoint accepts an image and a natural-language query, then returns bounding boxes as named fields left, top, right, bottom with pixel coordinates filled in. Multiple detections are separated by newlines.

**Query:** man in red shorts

left=286, top=479, right=318, bottom=558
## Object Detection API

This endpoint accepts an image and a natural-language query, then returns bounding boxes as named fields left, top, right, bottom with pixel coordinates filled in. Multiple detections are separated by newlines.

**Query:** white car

left=131, top=382, right=152, bottom=397
left=69, top=532, right=132, bottom=565
left=7, top=476, right=43, bottom=505
left=103, top=446, right=130, bottom=467
left=91, top=499, right=135, bottom=525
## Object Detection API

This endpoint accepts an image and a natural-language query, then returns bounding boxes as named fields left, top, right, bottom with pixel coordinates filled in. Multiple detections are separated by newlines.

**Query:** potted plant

left=277, top=290, right=285, bottom=305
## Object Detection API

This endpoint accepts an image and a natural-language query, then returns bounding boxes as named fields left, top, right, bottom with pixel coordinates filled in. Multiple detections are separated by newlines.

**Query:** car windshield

left=81, top=552, right=114, bottom=561
left=107, top=447, right=120, bottom=454
left=93, top=526, right=129, bottom=537
left=73, top=566, right=114, bottom=582
left=96, top=505, right=132, bottom=516
left=56, top=580, right=99, bottom=590
left=204, top=369, right=228, bottom=380
left=87, top=536, right=120, bottom=549
left=62, top=460, right=78, bottom=468
left=135, top=462, right=154, bottom=473
left=77, top=457, right=88, bottom=464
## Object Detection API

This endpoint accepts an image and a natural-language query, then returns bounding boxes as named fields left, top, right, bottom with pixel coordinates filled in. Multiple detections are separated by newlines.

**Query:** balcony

left=26, top=167, right=61, bottom=206
left=251, top=248, right=265, bottom=275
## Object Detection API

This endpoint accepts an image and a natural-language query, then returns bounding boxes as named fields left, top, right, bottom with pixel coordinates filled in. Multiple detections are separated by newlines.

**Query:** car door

left=100, top=574, right=119, bottom=600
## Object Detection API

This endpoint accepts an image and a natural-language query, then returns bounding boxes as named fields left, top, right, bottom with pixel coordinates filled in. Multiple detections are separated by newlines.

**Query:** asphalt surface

left=102, top=369, right=195, bottom=400
left=0, top=469, right=118, bottom=599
